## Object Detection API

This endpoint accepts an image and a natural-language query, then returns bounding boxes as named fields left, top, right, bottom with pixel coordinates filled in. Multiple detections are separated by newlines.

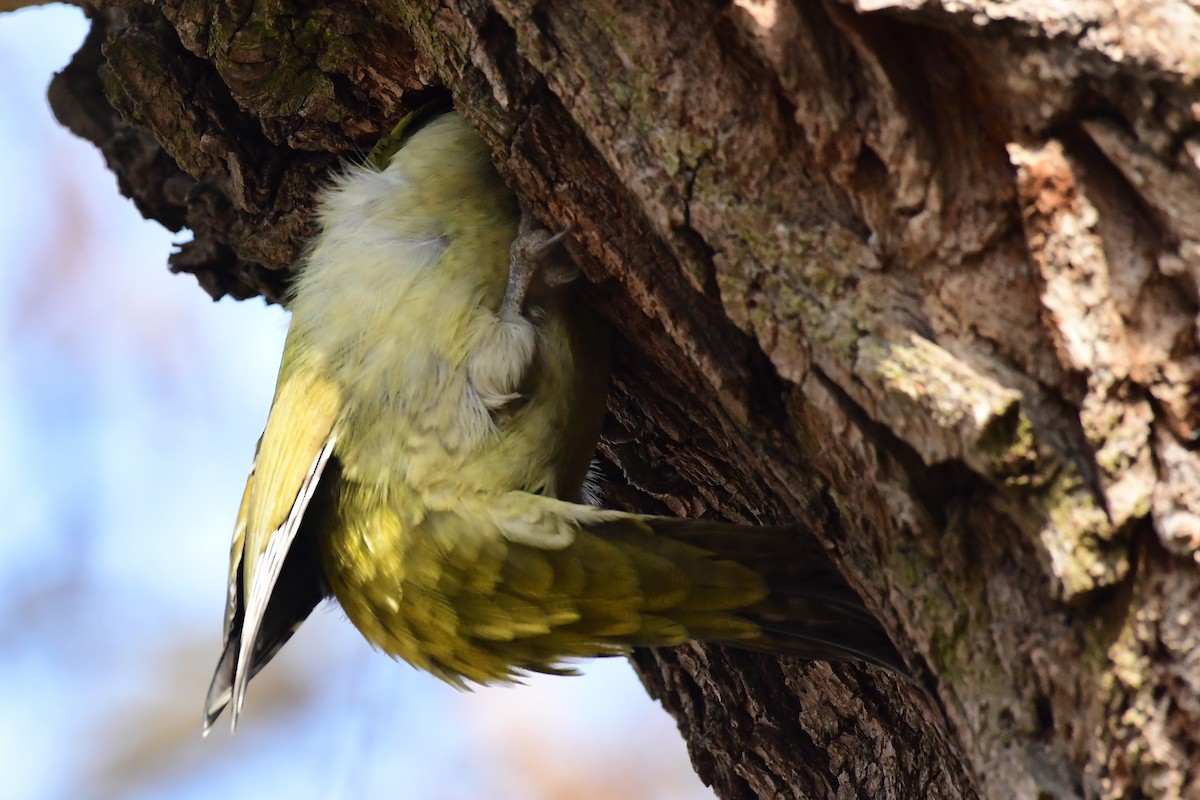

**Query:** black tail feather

left=648, top=517, right=908, bottom=676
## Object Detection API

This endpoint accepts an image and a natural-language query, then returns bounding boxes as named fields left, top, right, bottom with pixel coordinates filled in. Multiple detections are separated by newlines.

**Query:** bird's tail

left=588, top=515, right=907, bottom=675
left=324, top=492, right=907, bottom=686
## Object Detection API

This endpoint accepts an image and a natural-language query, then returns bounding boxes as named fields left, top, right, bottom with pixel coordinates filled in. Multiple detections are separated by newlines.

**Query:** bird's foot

left=501, top=202, right=579, bottom=318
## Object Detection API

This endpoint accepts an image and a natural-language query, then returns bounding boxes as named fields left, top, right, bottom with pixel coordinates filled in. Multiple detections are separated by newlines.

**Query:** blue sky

left=0, top=7, right=711, bottom=798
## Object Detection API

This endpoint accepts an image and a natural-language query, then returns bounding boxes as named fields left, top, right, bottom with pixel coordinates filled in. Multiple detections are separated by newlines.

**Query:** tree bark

left=51, top=1, right=1200, bottom=797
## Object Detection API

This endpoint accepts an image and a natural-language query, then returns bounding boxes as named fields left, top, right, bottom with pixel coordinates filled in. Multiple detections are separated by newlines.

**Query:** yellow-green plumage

left=204, top=111, right=903, bottom=732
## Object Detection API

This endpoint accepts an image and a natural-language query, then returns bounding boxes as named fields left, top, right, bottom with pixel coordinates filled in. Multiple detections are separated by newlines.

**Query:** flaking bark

left=51, top=1, right=1200, bottom=797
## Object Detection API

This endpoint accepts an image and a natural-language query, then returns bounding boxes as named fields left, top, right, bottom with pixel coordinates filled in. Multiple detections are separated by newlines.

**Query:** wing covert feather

left=242, top=366, right=342, bottom=579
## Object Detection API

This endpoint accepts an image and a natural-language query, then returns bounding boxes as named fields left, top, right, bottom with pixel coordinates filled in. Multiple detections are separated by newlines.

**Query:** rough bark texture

left=51, top=1, right=1200, bottom=797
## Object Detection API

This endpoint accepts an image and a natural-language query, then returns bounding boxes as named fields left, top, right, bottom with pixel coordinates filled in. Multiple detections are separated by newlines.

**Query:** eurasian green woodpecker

left=203, top=109, right=905, bottom=733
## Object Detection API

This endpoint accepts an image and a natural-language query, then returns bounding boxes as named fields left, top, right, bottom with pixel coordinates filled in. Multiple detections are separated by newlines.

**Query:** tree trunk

left=51, top=1, right=1200, bottom=797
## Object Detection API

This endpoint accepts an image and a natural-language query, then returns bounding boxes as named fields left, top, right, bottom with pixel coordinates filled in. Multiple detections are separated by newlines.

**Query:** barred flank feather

left=321, top=489, right=907, bottom=686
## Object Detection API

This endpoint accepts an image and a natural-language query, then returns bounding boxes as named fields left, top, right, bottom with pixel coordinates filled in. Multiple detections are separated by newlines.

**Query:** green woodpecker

left=203, top=109, right=905, bottom=733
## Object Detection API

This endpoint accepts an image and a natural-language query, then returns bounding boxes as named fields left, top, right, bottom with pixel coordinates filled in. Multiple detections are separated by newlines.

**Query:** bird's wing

left=203, top=442, right=257, bottom=731
left=204, top=362, right=342, bottom=733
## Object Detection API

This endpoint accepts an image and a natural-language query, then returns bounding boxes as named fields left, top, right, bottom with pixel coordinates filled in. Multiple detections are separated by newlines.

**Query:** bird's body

left=205, top=111, right=903, bottom=732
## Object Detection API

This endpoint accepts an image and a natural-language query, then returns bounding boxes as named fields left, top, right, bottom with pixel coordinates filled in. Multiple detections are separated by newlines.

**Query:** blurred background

left=0, top=6, right=713, bottom=798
